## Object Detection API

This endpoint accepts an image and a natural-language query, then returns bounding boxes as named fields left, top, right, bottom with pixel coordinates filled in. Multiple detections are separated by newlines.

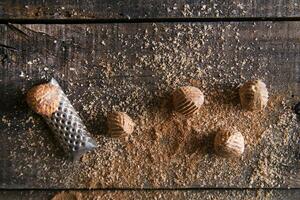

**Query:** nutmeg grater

left=26, top=78, right=97, bottom=160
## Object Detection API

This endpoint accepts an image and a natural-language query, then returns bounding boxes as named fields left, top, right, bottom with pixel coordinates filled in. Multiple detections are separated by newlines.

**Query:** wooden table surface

left=1, top=1, right=300, bottom=199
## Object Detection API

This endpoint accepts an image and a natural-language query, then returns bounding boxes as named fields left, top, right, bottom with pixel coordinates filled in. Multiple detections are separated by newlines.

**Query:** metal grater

left=27, top=78, right=97, bottom=160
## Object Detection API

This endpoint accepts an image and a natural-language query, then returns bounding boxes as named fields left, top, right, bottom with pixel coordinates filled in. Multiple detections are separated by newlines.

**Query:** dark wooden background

left=1, top=1, right=300, bottom=199
left=1, top=0, right=300, bottom=19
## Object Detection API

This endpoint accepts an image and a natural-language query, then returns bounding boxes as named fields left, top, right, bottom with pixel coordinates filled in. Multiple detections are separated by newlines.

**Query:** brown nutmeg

left=107, top=111, right=135, bottom=138
left=51, top=191, right=81, bottom=200
left=239, top=80, right=268, bottom=111
left=26, top=83, right=60, bottom=117
left=172, top=86, right=204, bottom=117
left=214, top=127, right=245, bottom=157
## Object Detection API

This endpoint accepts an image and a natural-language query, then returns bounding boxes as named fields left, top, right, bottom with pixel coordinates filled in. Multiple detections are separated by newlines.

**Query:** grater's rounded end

left=27, top=83, right=60, bottom=117
left=71, top=138, right=97, bottom=161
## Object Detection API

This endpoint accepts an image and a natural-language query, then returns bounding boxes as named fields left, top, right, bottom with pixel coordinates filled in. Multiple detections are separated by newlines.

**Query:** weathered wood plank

left=0, top=22, right=299, bottom=189
left=0, top=189, right=299, bottom=200
left=0, top=0, right=300, bottom=19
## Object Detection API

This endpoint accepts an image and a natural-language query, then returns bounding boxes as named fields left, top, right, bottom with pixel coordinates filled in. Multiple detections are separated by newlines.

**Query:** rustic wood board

left=0, top=189, right=299, bottom=200
left=0, top=0, right=300, bottom=19
left=0, top=22, right=299, bottom=189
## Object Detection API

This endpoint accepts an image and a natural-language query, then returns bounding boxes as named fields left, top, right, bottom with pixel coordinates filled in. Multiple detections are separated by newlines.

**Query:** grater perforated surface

left=43, top=79, right=97, bottom=160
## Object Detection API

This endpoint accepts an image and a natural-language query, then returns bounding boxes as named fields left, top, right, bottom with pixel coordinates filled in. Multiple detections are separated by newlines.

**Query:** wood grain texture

left=0, top=189, right=299, bottom=200
left=0, top=22, right=299, bottom=189
left=0, top=0, right=300, bottom=19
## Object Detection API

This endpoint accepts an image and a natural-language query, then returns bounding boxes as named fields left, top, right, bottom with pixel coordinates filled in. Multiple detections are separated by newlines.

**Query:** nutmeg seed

left=107, top=111, right=135, bottom=138
left=239, top=80, right=268, bottom=111
left=214, top=127, right=245, bottom=157
left=26, top=83, right=60, bottom=117
left=172, top=86, right=204, bottom=117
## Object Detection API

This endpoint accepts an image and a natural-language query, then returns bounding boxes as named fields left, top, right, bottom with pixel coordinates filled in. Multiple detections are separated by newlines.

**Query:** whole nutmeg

left=239, top=80, right=268, bottom=111
left=214, top=127, right=245, bottom=157
left=107, top=111, right=135, bottom=138
left=26, top=83, right=60, bottom=117
left=172, top=86, right=204, bottom=117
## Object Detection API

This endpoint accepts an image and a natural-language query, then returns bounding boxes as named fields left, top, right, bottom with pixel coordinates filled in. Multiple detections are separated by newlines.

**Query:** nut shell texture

left=173, top=86, right=204, bottom=117
left=26, top=83, right=60, bottom=117
left=214, top=128, right=245, bottom=157
left=107, top=111, right=135, bottom=137
left=239, top=80, right=268, bottom=111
